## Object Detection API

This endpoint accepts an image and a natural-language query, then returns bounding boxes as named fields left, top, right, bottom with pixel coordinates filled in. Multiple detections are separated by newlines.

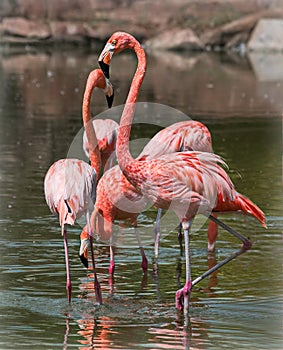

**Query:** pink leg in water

left=175, top=220, right=192, bottom=313
left=207, top=213, right=218, bottom=252
left=86, top=211, right=102, bottom=304
left=135, top=226, right=148, bottom=273
left=109, top=242, right=115, bottom=275
left=62, top=227, right=72, bottom=303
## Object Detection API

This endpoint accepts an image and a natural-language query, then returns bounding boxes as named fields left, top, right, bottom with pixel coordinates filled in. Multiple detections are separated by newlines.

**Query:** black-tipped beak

left=79, top=253, right=89, bottom=269
left=106, top=91, right=114, bottom=108
left=99, top=60, right=110, bottom=79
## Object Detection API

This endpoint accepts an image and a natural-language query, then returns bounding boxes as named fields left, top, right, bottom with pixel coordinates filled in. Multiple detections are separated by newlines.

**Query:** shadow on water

left=0, top=47, right=282, bottom=349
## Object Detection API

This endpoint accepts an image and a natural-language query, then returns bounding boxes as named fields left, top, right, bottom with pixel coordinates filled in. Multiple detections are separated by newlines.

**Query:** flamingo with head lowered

left=79, top=119, right=215, bottom=274
left=96, top=32, right=266, bottom=312
left=44, top=69, right=114, bottom=303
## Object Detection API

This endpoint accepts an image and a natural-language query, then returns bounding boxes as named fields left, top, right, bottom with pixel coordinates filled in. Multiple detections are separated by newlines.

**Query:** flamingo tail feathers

left=235, top=193, right=266, bottom=228
left=215, top=192, right=266, bottom=228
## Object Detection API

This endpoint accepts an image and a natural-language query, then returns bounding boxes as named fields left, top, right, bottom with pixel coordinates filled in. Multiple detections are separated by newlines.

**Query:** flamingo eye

left=111, top=39, right=117, bottom=46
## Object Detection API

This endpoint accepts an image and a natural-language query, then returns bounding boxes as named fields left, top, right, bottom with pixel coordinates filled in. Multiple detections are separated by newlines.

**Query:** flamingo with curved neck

left=44, top=69, right=113, bottom=304
left=82, top=69, right=116, bottom=176
left=99, top=32, right=146, bottom=171
left=98, top=32, right=266, bottom=312
left=82, top=70, right=118, bottom=173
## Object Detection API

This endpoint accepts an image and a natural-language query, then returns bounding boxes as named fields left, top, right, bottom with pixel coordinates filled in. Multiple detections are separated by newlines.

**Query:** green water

left=0, top=47, right=282, bottom=349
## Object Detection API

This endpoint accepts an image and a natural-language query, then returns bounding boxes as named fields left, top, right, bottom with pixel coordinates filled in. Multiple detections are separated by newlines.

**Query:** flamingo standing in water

left=44, top=69, right=114, bottom=303
left=137, top=120, right=214, bottom=256
left=97, top=32, right=266, bottom=312
left=79, top=119, right=213, bottom=274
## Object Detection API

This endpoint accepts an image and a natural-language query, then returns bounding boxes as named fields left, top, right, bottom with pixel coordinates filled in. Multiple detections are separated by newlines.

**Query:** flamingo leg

left=109, top=237, right=115, bottom=275
left=134, top=226, right=148, bottom=273
left=154, top=210, right=184, bottom=258
left=192, top=215, right=251, bottom=287
left=207, top=213, right=218, bottom=252
left=89, top=236, right=103, bottom=304
left=86, top=211, right=103, bottom=304
left=62, top=227, right=72, bottom=303
left=177, top=222, right=183, bottom=256
left=154, top=208, right=162, bottom=258
left=176, top=220, right=192, bottom=313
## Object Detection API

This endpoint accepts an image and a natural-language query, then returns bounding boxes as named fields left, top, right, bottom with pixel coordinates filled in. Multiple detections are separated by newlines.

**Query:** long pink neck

left=82, top=71, right=101, bottom=178
left=116, top=41, right=146, bottom=172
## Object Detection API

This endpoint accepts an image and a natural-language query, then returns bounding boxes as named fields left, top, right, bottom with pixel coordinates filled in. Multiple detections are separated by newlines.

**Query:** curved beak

left=98, top=42, right=116, bottom=79
left=104, top=78, right=114, bottom=108
left=99, top=60, right=110, bottom=79
left=106, top=81, right=114, bottom=108
left=79, top=238, right=90, bottom=268
left=106, top=92, right=114, bottom=108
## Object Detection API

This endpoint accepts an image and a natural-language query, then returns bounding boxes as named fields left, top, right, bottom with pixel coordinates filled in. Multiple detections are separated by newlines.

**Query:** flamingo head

left=98, top=32, right=137, bottom=78
left=79, top=228, right=89, bottom=268
left=91, top=69, right=114, bottom=108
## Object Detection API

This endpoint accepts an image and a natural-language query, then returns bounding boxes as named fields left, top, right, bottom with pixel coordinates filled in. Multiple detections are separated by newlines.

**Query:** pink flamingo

left=137, top=120, right=214, bottom=257
left=81, top=69, right=117, bottom=175
left=141, top=120, right=265, bottom=257
left=44, top=69, right=113, bottom=303
left=97, top=32, right=266, bottom=312
left=79, top=119, right=213, bottom=274
left=79, top=160, right=149, bottom=275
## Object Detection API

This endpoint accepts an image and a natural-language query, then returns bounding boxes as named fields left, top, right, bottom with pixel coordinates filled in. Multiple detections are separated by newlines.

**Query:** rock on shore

left=0, top=0, right=283, bottom=51
left=248, top=18, right=283, bottom=51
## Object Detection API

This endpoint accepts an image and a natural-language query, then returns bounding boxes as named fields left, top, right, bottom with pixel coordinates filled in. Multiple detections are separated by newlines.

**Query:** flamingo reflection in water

left=70, top=259, right=219, bottom=350
left=77, top=316, right=114, bottom=350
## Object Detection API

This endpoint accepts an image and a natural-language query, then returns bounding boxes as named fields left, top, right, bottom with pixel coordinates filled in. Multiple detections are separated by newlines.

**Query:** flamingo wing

left=83, top=119, right=118, bottom=161
left=137, top=121, right=213, bottom=161
left=125, top=151, right=233, bottom=218
left=44, top=159, right=96, bottom=226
